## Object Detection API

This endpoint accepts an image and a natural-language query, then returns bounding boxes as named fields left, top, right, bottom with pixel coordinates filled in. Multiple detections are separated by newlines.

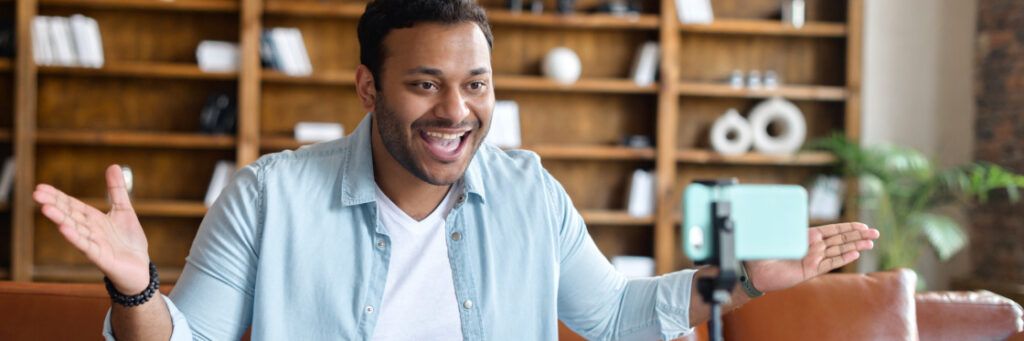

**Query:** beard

left=374, top=93, right=486, bottom=186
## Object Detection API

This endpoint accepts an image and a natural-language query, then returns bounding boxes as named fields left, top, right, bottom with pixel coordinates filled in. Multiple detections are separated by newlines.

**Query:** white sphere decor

left=542, top=47, right=582, bottom=85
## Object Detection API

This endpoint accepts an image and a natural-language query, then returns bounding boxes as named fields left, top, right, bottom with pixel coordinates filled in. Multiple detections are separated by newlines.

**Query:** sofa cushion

left=722, top=268, right=919, bottom=341
left=916, top=290, right=1024, bottom=341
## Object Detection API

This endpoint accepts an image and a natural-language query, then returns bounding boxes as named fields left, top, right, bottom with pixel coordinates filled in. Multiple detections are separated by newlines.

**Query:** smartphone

left=683, top=182, right=809, bottom=262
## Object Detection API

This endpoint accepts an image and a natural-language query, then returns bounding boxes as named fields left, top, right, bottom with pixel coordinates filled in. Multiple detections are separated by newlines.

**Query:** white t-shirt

left=371, top=183, right=463, bottom=340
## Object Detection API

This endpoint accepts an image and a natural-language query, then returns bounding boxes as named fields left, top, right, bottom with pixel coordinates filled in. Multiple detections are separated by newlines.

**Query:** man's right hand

left=33, top=164, right=152, bottom=294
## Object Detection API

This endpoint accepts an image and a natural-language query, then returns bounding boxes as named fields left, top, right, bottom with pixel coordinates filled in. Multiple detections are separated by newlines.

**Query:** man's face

left=372, top=22, right=494, bottom=186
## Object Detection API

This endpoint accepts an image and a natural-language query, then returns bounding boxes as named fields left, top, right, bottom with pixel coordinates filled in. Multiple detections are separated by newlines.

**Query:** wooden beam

left=12, top=0, right=39, bottom=282
left=237, top=0, right=262, bottom=166
left=654, top=0, right=681, bottom=275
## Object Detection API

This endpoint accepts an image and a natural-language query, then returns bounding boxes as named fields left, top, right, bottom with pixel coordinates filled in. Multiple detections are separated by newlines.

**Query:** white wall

left=861, top=0, right=977, bottom=290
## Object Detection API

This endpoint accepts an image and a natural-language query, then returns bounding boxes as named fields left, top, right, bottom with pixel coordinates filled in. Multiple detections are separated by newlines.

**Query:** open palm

left=746, top=222, right=880, bottom=293
left=33, top=165, right=151, bottom=293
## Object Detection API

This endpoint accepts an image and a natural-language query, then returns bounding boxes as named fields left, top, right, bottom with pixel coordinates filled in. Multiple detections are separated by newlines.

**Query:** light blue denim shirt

left=104, top=114, right=698, bottom=340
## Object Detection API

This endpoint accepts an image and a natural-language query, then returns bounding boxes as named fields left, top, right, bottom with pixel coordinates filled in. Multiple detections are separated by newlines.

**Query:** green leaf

left=911, top=213, right=967, bottom=261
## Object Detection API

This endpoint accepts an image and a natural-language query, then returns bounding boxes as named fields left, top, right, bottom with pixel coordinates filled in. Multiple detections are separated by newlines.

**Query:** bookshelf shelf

left=679, top=19, right=847, bottom=37
left=523, top=145, right=656, bottom=161
left=677, top=82, right=847, bottom=101
left=495, top=75, right=657, bottom=94
left=39, top=62, right=237, bottom=80
left=486, top=10, right=659, bottom=30
left=38, top=0, right=239, bottom=12
left=36, top=130, right=236, bottom=149
left=263, top=1, right=363, bottom=18
left=80, top=199, right=208, bottom=217
left=676, top=149, right=837, bottom=166
left=34, top=264, right=183, bottom=282
left=261, top=69, right=356, bottom=86
left=581, top=210, right=654, bottom=226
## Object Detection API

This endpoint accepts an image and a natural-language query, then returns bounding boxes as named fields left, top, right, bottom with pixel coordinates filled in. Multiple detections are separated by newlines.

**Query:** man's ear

left=355, top=65, right=377, bottom=112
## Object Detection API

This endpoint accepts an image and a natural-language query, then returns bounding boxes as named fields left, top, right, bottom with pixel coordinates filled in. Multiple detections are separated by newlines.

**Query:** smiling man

left=32, top=0, right=879, bottom=340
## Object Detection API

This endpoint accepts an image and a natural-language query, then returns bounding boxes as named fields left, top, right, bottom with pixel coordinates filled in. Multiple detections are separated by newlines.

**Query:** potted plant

left=809, top=134, right=1024, bottom=282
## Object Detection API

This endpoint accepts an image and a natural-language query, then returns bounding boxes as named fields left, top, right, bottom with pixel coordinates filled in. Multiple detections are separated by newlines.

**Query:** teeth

left=425, top=131, right=465, bottom=140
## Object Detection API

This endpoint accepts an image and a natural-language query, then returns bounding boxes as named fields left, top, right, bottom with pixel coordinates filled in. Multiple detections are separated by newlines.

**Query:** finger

left=33, top=183, right=67, bottom=205
left=825, top=240, right=874, bottom=257
left=819, top=222, right=869, bottom=238
left=105, top=165, right=132, bottom=210
left=818, top=251, right=861, bottom=273
left=824, top=228, right=876, bottom=247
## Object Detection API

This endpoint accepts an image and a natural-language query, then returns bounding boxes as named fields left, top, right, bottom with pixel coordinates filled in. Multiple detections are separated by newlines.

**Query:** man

left=32, top=0, right=879, bottom=339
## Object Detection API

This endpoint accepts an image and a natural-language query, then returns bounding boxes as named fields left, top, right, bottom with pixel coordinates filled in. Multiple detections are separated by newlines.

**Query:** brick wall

left=973, top=0, right=1024, bottom=282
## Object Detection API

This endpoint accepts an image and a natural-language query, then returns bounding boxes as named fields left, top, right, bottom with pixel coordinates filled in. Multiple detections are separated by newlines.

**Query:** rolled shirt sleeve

left=102, top=294, right=193, bottom=341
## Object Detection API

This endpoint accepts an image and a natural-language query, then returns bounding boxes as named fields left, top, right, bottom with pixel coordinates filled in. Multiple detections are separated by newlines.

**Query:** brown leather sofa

left=1, top=269, right=1022, bottom=340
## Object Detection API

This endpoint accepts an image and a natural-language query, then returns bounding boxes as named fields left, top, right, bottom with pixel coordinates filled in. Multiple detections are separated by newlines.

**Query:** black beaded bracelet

left=103, top=262, right=160, bottom=307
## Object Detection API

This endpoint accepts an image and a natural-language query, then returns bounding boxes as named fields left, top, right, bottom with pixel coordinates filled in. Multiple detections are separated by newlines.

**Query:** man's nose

left=435, top=87, right=471, bottom=123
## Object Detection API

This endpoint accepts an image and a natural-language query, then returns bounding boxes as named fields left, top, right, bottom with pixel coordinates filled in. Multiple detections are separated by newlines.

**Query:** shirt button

left=366, top=305, right=374, bottom=314
left=376, top=240, right=386, bottom=249
left=457, top=194, right=466, bottom=203
left=463, top=300, right=473, bottom=309
left=451, top=232, right=461, bottom=241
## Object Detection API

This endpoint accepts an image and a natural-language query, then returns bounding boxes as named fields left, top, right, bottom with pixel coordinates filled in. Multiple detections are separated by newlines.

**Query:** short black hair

left=358, top=0, right=494, bottom=90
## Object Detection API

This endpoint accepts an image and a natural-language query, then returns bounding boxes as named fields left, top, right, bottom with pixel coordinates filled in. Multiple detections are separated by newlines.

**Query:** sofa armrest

left=916, top=290, right=1024, bottom=341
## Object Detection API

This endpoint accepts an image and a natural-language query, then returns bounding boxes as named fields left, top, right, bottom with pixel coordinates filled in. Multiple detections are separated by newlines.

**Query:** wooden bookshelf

left=38, top=62, right=237, bottom=80
left=0, top=267, right=9, bottom=280
left=80, top=199, right=208, bottom=218
left=495, top=75, right=658, bottom=94
left=486, top=10, right=660, bottom=30
left=6, top=0, right=862, bottom=282
left=34, top=264, right=184, bottom=283
left=679, top=19, right=846, bottom=37
left=676, top=149, right=837, bottom=166
left=36, top=130, right=236, bottom=149
left=38, top=0, right=239, bottom=12
left=677, top=82, right=847, bottom=101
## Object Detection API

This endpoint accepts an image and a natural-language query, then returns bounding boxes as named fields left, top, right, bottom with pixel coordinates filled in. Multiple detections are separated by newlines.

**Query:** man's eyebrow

left=407, top=67, right=443, bottom=76
left=469, top=68, right=490, bottom=76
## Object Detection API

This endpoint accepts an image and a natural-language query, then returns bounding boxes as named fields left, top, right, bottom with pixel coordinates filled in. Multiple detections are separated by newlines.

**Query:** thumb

left=105, top=164, right=132, bottom=210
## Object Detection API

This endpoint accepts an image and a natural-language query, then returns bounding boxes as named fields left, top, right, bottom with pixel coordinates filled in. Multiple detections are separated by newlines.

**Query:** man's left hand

left=745, top=222, right=880, bottom=293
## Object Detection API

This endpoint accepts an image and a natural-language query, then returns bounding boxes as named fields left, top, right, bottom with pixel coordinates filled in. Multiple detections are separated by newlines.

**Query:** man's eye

left=415, top=82, right=436, bottom=90
left=469, top=81, right=486, bottom=90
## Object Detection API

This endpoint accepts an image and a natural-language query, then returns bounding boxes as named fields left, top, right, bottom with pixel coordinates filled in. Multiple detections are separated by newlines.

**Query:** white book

left=294, top=122, right=344, bottom=142
left=196, top=40, right=240, bottom=72
left=626, top=169, right=655, bottom=218
left=483, top=100, right=521, bottom=148
left=204, top=160, right=236, bottom=207
left=32, top=16, right=53, bottom=66
left=0, top=156, right=15, bottom=204
left=70, top=14, right=104, bottom=68
left=288, top=28, right=313, bottom=76
left=630, top=41, right=660, bottom=87
left=48, top=16, right=77, bottom=67
left=676, top=0, right=714, bottom=25
left=271, top=28, right=300, bottom=76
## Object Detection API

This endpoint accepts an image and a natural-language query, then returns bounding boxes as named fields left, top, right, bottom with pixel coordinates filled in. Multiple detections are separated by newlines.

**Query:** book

left=626, top=169, right=655, bottom=218
left=483, top=100, right=521, bottom=148
left=0, top=156, right=14, bottom=204
left=675, top=0, right=714, bottom=25
left=259, top=30, right=279, bottom=69
left=204, top=160, right=236, bottom=207
left=294, top=122, right=344, bottom=142
left=31, top=16, right=53, bottom=66
left=271, top=28, right=300, bottom=76
left=196, top=40, right=240, bottom=73
left=288, top=28, right=313, bottom=76
left=48, top=16, right=77, bottom=66
left=70, top=14, right=104, bottom=68
left=630, top=41, right=660, bottom=87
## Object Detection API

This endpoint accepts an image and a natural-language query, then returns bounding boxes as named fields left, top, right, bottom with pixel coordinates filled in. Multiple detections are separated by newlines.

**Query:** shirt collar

left=339, top=113, right=487, bottom=207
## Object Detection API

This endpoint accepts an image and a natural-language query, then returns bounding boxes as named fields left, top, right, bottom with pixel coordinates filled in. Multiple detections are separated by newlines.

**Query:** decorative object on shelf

left=629, top=41, right=660, bottom=87
left=806, top=174, right=844, bottom=221
left=675, top=0, right=713, bottom=24
left=484, top=100, right=521, bottom=148
left=627, top=168, right=655, bottom=218
left=199, top=94, right=237, bottom=134
left=729, top=69, right=744, bottom=90
left=593, top=1, right=642, bottom=16
left=557, top=0, right=575, bottom=14
left=0, top=156, right=15, bottom=204
left=764, top=69, right=780, bottom=90
left=808, top=135, right=1024, bottom=287
left=531, top=0, right=543, bottom=14
left=506, top=0, right=524, bottom=13
left=294, top=122, right=344, bottom=143
left=31, top=15, right=104, bottom=68
left=622, top=134, right=652, bottom=149
left=710, top=108, right=753, bottom=156
left=611, top=255, right=655, bottom=278
left=748, top=97, right=805, bottom=155
left=747, top=70, right=762, bottom=91
left=205, top=160, right=236, bottom=207
left=782, top=0, right=806, bottom=29
left=107, top=165, right=133, bottom=204
left=0, top=21, right=15, bottom=58
left=196, top=40, right=240, bottom=73
left=260, top=27, right=312, bottom=76
left=541, top=47, right=581, bottom=85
